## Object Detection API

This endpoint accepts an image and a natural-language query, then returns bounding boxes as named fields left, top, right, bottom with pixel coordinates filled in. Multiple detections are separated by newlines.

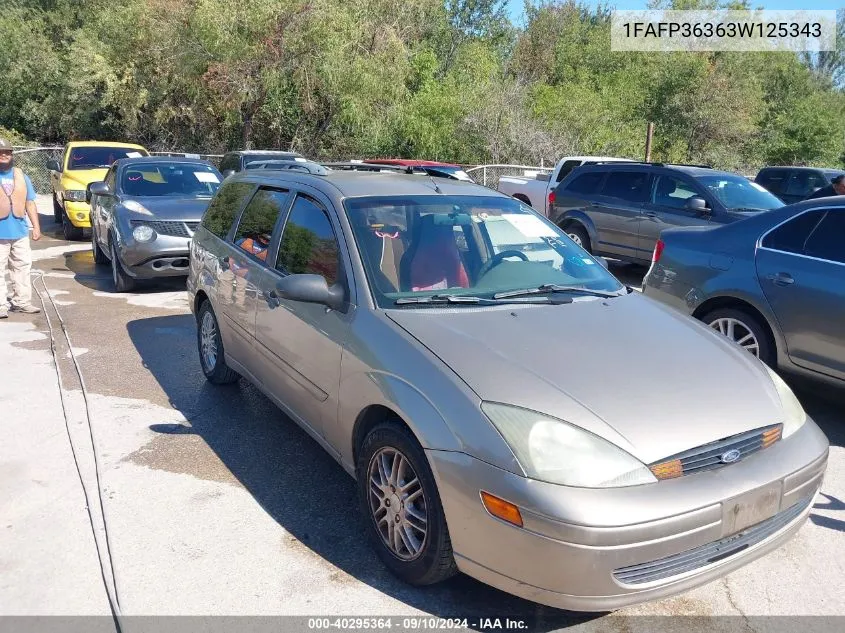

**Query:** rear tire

left=565, top=223, right=591, bottom=253
left=110, top=240, right=136, bottom=292
left=357, top=421, right=457, bottom=586
left=700, top=307, right=775, bottom=367
left=62, top=214, right=84, bottom=241
left=197, top=301, right=240, bottom=384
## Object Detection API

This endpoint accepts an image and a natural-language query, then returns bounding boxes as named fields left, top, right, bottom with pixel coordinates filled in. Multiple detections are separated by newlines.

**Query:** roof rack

left=321, top=162, right=412, bottom=173
left=587, top=161, right=713, bottom=169
left=245, top=159, right=329, bottom=175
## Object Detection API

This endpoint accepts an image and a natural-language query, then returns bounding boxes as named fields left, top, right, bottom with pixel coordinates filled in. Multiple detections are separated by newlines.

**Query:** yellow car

left=48, top=141, right=149, bottom=240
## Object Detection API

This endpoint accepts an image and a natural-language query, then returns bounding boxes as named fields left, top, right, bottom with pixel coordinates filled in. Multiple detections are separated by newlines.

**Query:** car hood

left=386, top=294, right=784, bottom=464
left=120, top=196, right=213, bottom=221
left=62, top=169, right=109, bottom=188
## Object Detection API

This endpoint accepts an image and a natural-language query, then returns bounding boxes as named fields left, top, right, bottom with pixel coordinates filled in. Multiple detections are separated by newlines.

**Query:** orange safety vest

left=0, top=168, right=28, bottom=220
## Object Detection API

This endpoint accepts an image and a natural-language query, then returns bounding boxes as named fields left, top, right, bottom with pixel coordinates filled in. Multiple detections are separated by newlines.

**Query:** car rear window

left=562, top=171, right=605, bottom=195
left=200, top=181, right=255, bottom=239
left=761, top=210, right=825, bottom=254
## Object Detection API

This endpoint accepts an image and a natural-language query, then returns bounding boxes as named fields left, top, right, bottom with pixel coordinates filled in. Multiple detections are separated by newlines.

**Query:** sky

left=506, top=1, right=843, bottom=25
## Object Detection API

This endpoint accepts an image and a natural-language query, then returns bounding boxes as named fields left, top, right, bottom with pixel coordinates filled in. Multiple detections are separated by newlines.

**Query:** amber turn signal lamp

left=480, top=491, right=523, bottom=527
left=649, top=459, right=683, bottom=480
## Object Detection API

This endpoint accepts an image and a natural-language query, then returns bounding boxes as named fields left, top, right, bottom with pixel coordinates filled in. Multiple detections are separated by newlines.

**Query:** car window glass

left=104, top=166, right=116, bottom=190
left=121, top=162, right=221, bottom=197
left=67, top=147, right=148, bottom=170
left=201, top=182, right=255, bottom=239
left=219, top=155, right=235, bottom=172
left=756, top=169, right=789, bottom=195
left=599, top=171, right=649, bottom=203
left=761, top=210, right=825, bottom=254
left=786, top=171, right=828, bottom=197
left=803, top=210, right=845, bottom=263
left=556, top=160, right=582, bottom=183
left=276, top=196, right=341, bottom=286
left=563, top=171, right=604, bottom=195
left=233, top=188, right=289, bottom=263
left=653, top=175, right=697, bottom=208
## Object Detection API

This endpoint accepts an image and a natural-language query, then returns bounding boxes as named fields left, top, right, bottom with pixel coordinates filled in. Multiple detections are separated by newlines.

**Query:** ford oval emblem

left=721, top=449, right=741, bottom=464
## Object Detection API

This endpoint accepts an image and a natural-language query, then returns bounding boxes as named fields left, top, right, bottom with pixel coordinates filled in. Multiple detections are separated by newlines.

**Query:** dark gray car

left=89, top=157, right=223, bottom=291
left=755, top=166, right=845, bottom=204
left=551, top=163, right=784, bottom=265
left=219, top=150, right=306, bottom=177
left=643, top=197, right=845, bottom=387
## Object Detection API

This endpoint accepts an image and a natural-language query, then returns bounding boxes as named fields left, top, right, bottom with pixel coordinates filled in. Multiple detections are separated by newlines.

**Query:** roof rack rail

left=586, top=160, right=713, bottom=169
left=321, top=162, right=413, bottom=173
left=245, top=159, right=329, bottom=175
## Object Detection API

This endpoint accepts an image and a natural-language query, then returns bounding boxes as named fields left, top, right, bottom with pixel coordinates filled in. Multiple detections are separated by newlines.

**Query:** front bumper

left=64, top=201, right=92, bottom=228
left=116, top=233, right=192, bottom=279
left=428, top=419, right=828, bottom=611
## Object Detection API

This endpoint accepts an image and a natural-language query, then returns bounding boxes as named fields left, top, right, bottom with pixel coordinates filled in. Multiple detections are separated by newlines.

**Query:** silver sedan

left=187, top=169, right=829, bottom=611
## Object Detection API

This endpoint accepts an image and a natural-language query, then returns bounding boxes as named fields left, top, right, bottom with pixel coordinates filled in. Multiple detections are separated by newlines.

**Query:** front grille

left=130, top=220, right=195, bottom=238
left=649, top=424, right=782, bottom=480
left=613, top=495, right=811, bottom=585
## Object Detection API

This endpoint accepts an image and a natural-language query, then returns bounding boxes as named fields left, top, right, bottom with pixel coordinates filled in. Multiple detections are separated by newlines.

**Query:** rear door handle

left=767, top=272, right=794, bottom=286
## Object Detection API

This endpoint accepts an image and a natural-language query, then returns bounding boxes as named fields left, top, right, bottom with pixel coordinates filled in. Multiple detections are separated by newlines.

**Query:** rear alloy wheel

left=357, top=422, right=457, bottom=586
left=702, top=307, right=775, bottom=367
left=565, top=224, right=591, bottom=253
left=197, top=301, right=239, bottom=384
left=110, top=240, right=136, bottom=292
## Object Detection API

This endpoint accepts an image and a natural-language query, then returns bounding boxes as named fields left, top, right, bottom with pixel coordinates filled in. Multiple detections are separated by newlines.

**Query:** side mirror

left=275, top=274, right=345, bottom=311
left=88, top=182, right=110, bottom=199
left=222, top=169, right=236, bottom=178
left=685, top=196, right=709, bottom=213
left=47, top=159, right=60, bottom=172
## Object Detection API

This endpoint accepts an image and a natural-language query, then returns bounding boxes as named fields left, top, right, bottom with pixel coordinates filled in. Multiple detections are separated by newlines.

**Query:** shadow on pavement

left=63, top=249, right=188, bottom=294
left=127, top=314, right=598, bottom=631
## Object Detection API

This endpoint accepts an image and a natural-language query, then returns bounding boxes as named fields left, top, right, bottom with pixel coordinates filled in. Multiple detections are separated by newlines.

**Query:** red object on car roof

left=363, top=158, right=462, bottom=168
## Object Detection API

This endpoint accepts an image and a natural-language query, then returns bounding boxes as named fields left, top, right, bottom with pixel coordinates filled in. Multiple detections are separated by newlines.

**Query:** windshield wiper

left=394, top=294, right=490, bottom=305
left=730, top=207, right=766, bottom=213
left=493, top=284, right=624, bottom=300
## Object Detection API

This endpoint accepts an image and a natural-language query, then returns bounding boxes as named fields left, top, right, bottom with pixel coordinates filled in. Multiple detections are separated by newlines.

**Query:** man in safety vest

left=0, top=138, right=42, bottom=318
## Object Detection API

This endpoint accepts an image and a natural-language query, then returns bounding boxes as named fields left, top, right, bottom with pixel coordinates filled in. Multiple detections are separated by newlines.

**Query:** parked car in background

left=497, top=156, right=633, bottom=215
left=48, top=141, right=149, bottom=240
left=219, top=150, right=307, bottom=176
left=187, top=165, right=827, bottom=611
left=644, top=198, right=844, bottom=387
left=89, top=157, right=222, bottom=292
left=362, top=159, right=473, bottom=181
left=755, top=166, right=845, bottom=204
left=551, top=163, right=784, bottom=265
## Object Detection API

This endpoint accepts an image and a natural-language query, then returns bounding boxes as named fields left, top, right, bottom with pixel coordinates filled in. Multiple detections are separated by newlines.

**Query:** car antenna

left=428, top=174, right=443, bottom=194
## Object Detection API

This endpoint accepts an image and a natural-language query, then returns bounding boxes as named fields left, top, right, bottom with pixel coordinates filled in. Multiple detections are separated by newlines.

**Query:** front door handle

left=768, top=272, right=794, bottom=286
left=267, top=289, right=281, bottom=308
left=219, top=256, right=230, bottom=271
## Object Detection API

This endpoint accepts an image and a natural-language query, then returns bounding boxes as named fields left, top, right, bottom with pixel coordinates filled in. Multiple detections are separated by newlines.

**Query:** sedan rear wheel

left=702, top=307, right=774, bottom=367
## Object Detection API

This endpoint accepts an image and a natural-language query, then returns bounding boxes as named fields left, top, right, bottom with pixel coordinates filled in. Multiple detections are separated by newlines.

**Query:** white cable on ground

left=33, top=271, right=123, bottom=633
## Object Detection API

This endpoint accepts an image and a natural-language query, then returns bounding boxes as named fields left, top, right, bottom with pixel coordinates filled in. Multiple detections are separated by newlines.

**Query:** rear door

left=756, top=208, right=845, bottom=380
left=639, top=173, right=713, bottom=257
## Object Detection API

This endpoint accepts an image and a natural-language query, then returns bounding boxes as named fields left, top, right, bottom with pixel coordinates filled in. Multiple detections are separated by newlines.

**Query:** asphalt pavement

left=1, top=198, right=843, bottom=632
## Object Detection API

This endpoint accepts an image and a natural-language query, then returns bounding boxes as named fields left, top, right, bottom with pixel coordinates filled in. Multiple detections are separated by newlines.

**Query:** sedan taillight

left=652, top=239, right=665, bottom=263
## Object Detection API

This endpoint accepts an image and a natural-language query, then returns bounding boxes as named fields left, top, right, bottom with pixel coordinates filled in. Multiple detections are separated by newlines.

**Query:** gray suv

left=551, top=163, right=784, bottom=265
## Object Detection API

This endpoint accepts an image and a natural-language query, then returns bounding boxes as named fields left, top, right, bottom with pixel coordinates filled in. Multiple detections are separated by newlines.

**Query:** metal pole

left=645, top=122, right=654, bottom=163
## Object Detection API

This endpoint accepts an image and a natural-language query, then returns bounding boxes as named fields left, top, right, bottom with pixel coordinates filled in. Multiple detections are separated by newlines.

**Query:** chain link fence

left=464, top=164, right=550, bottom=189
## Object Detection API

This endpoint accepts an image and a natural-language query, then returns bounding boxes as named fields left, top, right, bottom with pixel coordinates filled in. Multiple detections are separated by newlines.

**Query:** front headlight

left=481, top=402, right=657, bottom=487
left=763, top=365, right=806, bottom=438
left=64, top=189, right=86, bottom=202
left=132, top=224, right=156, bottom=243
left=123, top=200, right=153, bottom=215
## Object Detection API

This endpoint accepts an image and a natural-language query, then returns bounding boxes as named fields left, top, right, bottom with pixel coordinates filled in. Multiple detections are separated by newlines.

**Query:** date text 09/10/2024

left=307, top=618, right=528, bottom=630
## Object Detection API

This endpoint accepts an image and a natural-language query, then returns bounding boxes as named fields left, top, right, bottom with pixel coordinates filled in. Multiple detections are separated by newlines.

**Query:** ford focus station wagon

left=187, top=166, right=828, bottom=611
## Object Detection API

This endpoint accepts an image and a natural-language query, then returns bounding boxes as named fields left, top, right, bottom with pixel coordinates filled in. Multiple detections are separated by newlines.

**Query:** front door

left=757, top=208, right=845, bottom=380
left=640, top=174, right=712, bottom=257
left=253, top=192, right=350, bottom=449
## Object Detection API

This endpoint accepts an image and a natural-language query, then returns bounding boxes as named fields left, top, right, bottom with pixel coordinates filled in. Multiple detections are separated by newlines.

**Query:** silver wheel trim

left=709, top=317, right=760, bottom=357
left=368, top=446, right=428, bottom=561
left=200, top=311, right=218, bottom=371
left=568, top=232, right=583, bottom=246
left=111, top=244, right=119, bottom=286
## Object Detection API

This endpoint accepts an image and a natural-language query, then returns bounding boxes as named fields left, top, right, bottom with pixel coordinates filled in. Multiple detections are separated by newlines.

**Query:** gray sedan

left=188, top=168, right=828, bottom=611
left=89, top=157, right=223, bottom=291
left=643, top=197, right=845, bottom=388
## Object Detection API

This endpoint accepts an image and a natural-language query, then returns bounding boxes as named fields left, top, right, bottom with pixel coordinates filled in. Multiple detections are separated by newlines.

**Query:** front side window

left=652, top=175, right=698, bottom=209
left=345, top=195, right=622, bottom=307
left=121, top=162, right=222, bottom=197
left=233, top=188, right=290, bottom=262
left=786, top=171, right=828, bottom=198
left=804, top=210, right=845, bottom=263
left=67, top=146, right=149, bottom=170
left=761, top=210, right=825, bottom=254
left=698, top=175, right=783, bottom=212
left=276, top=196, right=341, bottom=285
left=200, top=182, right=255, bottom=239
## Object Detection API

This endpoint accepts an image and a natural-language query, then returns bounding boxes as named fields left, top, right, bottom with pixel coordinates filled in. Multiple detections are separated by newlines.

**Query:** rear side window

left=761, top=210, right=825, bottom=254
left=201, top=182, right=254, bottom=239
left=600, top=171, right=650, bottom=203
left=804, top=210, right=845, bottom=263
left=563, top=171, right=605, bottom=195
left=276, top=196, right=341, bottom=285
left=785, top=171, right=828, bottom=198
left=233, top=188, right=290, bottom=262
left=755, top=169, right=789, bottom=195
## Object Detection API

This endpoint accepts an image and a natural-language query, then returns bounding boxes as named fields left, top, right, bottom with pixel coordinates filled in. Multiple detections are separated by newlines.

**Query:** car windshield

left=121, top=162, right=222, bottom=197
left=697, top=175, right=784, bottom=211
left=344, top=195, right=623, bottom=308
left=68, top=147, right=148, bottom=170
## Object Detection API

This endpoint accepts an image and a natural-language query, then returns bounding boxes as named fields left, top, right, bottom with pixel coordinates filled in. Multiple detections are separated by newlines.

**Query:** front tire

left=701, top=307, right=775, bottom=367
left=357, top=422, right=457, bottom=586
left=53, top=195, right=63, bottom=224
left=197, top=301, right=240, bottom=384
left=91, top=226, right=108, bottom=265
left=62, top=213, right=84, bottom=240
left=110, top=240, right=136, bottom=292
